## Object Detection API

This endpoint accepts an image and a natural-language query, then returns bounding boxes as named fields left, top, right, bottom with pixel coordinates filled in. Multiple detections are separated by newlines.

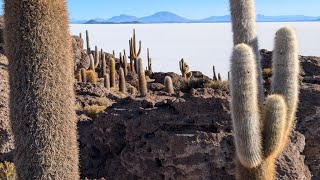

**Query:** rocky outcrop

left=72, top=36, right=90, bottom=72
left=78, top=89, right=311, bottom=179
left=297, top=83, right=320, bottom=179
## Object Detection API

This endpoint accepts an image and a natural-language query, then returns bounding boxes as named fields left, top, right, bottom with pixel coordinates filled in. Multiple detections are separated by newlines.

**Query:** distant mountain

left=74, top=12, right=320, bottom=24
left=84, top=20, right=115, bottom=24
left=256, top=14, right=319, bottom=22
left=70, top=19, right=88, bottom=24
left=138, top=11, right=190, bottom=23
left=107, top=14, right=138, bottom=23
left=197, top=15, right=231, bottom=23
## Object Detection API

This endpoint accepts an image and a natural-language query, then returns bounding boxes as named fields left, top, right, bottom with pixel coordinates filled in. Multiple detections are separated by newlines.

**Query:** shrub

left=205, top=80, right=229, bottom=92
left=83, top=105, right=106, bottom=118
left=262, top=68, right=273, bottom=79
left=0, top=161, right=15, bottom=180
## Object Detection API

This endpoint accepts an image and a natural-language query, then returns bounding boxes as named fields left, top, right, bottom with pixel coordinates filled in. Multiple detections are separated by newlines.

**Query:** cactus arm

left=230, top=44, right=262, bottom=168
left=133, top=29, right=137, bottom=56
left=262, top=95, right=287, bottom=158
left=271, top=26, right=300, bottom=140
left=229, top=0, right=264, bottom=105
left=137, top=40, right=142, bottom=57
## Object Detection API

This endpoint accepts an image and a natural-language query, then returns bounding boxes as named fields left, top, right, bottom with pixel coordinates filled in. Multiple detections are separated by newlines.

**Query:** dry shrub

left=205, top=80, right=229, bottom=92
left=0, top=161, right=15, bottom=180
left=84, top=104, right=106, bottom=118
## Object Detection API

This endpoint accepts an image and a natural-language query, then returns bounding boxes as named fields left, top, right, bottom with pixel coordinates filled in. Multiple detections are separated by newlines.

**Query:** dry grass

left=0, top=161, right=15, bottom=180
left=83, top=104, right=107, bottom=118
left=93, top=97, right=114, bottom=107
left=204, top=80, right=229, bottom=92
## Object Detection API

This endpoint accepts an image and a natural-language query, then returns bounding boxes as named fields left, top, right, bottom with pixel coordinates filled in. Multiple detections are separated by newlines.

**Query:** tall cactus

left=4, top=0, right=79, bottom=179
left=229, top=0, right=264, bottom=104
left=271, top=26, right=300, bottom=145
left=147, top=48, right=152, bottom=72
left=101, top=53, right=107, bottom=77
left=129, top=29, right=142, bottom=73
left=119, top=67, right=126, bottom=94
left=212, top=65, right=218, bottom=81
left=230, top=25, right=299, bottom=180
left=110, top=58, right=116, bottom=88
left=137, top=58, right=148, bottom=96
left=123, top=50, right=128, bottom=76
left=80, top=68, right=87, bottom=83
left=86, top=30, right=90, bottom=55
left=94, top=46, right=99, bottom=68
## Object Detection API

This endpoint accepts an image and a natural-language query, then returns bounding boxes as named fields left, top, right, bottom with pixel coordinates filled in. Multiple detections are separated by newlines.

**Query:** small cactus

left=137, top=58, right=148, bottom=96
left=212, top=65, right=218, bottom=81
left=80, top=68, right=87, bottom=83
left=164, top=76, right=174, bottom=95
left=218, top=73, right=222, bottom=81
left=86, top=70, right=98, bottom=85
left=147, top=48, right=152, bottom=72
left=110, top=58, right=116, bottom=88
left=119, top=67, right=126, bottom=94
left=179, top=58, right=192, bottom=80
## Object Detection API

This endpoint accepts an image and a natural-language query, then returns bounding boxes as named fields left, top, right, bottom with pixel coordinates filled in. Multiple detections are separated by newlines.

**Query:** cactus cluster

left=229, top=0, right=300, bottom=179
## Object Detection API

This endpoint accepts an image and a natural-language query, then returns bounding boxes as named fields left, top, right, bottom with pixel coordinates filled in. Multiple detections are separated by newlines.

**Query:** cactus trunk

left=4, top=0, right=79, bottom=179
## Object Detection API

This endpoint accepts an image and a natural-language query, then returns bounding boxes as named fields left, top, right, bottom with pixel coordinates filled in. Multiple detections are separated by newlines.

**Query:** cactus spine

left=229, top=0, right=264, bottom=104
left=86, top=30, right=90, bottom=55
left=137, top=58, right=148, bottom=96
left=110, top=58, right=116, bottom=88
left=164, top=76, right=174, bottom=95
left=119, top=67, right=126, bottom=94
left=230, top=26, right=299, bottom=179
left=4, top=0, right=79, bottom=179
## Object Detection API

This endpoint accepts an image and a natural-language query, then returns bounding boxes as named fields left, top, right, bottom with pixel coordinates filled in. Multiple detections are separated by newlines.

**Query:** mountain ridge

left=70, top=11, right=320, bottom=24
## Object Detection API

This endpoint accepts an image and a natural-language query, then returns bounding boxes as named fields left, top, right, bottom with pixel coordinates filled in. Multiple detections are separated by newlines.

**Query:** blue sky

left=1, top=0, right=319, bottom=19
